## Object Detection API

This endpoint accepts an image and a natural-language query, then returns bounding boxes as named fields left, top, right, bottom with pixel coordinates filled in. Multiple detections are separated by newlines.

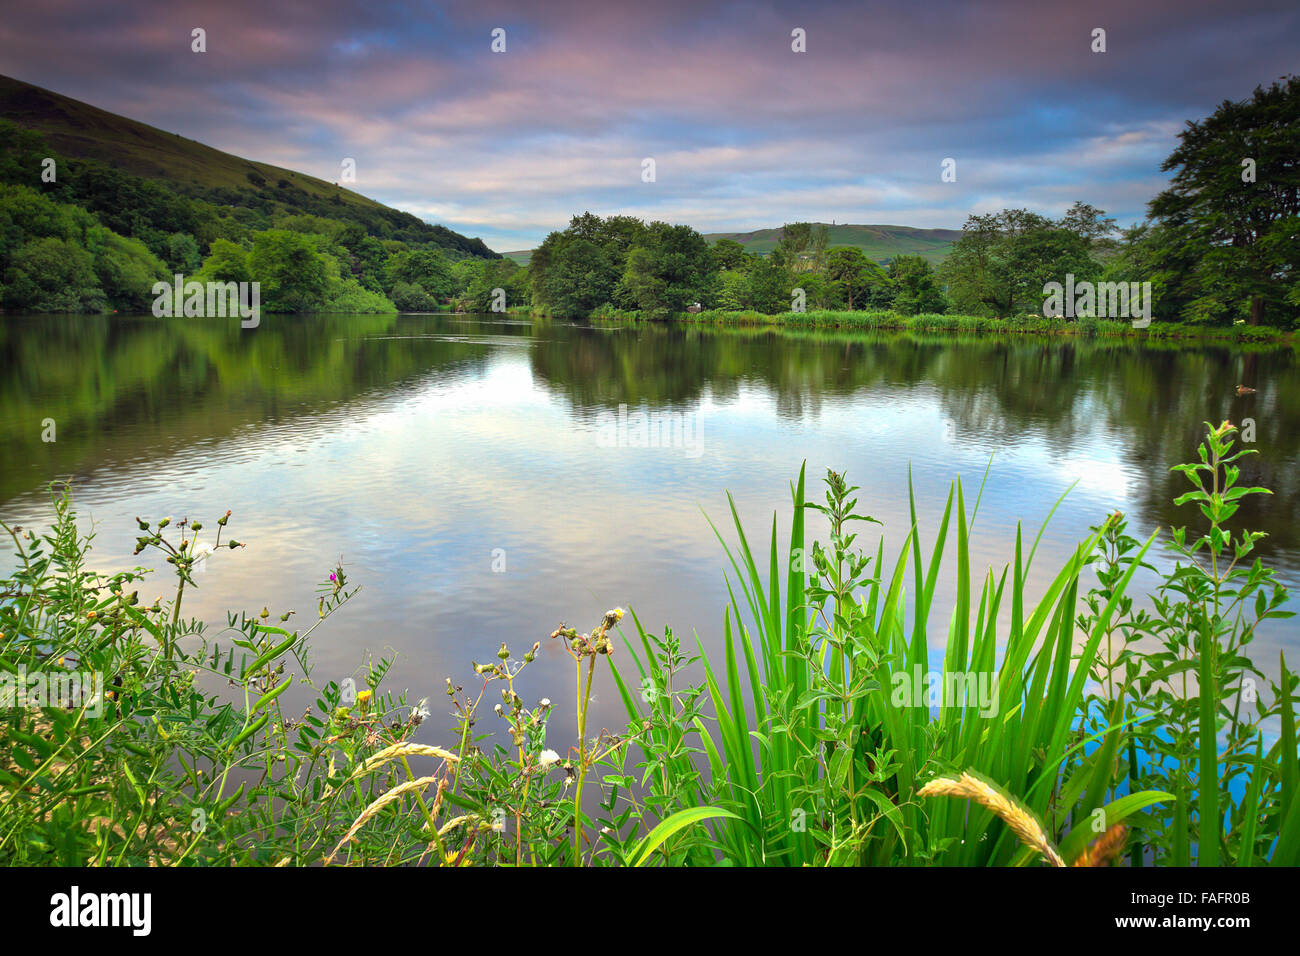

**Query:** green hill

left=0, top=74, right=497, bottom=258
left=505, top=223, right=962, bottom=268
left=703, top=223, right=962, bottom=264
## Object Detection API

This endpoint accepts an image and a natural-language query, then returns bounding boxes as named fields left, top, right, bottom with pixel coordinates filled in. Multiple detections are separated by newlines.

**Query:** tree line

left=0, top=118, right=508, bottom=314
left=1, top=76, right=1295, bottom=325
left=527, top=76, right=1298, bottom=328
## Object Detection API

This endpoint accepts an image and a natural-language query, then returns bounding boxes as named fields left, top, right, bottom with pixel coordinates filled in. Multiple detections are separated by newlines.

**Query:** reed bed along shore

left=576, top=305, right=1294, bottom=344
left=0, top=422, right=1294, bottom=866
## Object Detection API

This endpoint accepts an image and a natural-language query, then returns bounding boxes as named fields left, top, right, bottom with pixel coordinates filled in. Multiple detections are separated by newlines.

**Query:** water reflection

left=1, top=313, right=1295, bottom=741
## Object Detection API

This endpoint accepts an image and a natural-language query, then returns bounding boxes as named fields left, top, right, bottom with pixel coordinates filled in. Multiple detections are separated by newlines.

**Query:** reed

left=613, top=421, right=1293, bottom=865
left=1, top=424, right=1293, bottom=866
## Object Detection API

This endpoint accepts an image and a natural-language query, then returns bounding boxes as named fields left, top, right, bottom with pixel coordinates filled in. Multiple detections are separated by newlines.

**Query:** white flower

left=539, top=698, right=552, bottom=708
left=191, top=543, right=215, bottom=574
left=538, top=749, right=560, bottom=768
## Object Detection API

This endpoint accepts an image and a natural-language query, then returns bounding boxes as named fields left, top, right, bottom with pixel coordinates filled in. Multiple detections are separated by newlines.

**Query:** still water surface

left=2, top=313, right=1296, bottom=738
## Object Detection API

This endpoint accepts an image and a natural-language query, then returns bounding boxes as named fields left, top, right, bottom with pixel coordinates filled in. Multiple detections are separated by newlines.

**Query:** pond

left=1, top=312, right=1296, bottom=740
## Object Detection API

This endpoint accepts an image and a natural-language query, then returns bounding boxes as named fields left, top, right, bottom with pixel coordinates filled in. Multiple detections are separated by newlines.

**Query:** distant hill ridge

left=703, top=223, right=962, bottom=264
left=0, top=74, right=498, bottom=258
left=504, top=222, right=962, bottom=266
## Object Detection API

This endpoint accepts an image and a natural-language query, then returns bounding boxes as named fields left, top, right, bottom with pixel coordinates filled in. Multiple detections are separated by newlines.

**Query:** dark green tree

left=710, top=237, right=748, bottom=270
left=888, top=255, right=948, bottom=314
left=618, top=222, right=716, bottom=318
left=247, top=230, right=329, bottom=312
left=823, top=246, right=892, bottom=310
left=940, top=209, right=1101, bottom=317
left=743, top=255, right=791, bottom=314
left=1148, top=75, right=1300, bottom=326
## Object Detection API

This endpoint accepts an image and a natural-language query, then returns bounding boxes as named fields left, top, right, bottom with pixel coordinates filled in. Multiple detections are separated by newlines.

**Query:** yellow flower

left=356, top=689, right=373, bottom=712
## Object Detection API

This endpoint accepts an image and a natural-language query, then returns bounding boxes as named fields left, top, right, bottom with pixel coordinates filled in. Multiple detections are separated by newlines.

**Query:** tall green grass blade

left=631, top=807, right=740, bottom=866
left=1197, top=619, right=1220, bottom=866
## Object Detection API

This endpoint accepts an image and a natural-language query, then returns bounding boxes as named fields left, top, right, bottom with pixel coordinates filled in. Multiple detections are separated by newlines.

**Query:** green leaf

left=1058, top=790, right=1173, bottom=864
left=631, top=806, right=740, bottom=866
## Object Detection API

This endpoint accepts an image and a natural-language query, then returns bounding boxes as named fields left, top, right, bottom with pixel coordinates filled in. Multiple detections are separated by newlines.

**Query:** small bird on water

left=1236, top=385, right=1257, bottom=396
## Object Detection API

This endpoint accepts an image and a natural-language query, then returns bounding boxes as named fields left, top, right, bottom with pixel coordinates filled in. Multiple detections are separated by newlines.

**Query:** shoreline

left=576, top=307, right=1294, bottom=344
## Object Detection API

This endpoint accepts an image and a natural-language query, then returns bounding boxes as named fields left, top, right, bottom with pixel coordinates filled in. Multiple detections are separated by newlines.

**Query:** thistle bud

left=496, top=642, right=510, bottom=660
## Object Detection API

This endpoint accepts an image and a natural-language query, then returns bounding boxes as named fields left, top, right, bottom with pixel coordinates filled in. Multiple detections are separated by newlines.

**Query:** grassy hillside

left=703, top=223, right=962, bottom=264
left=0, top=74, right=497, bottom=258
left=506, top=222, right=962, bottom=267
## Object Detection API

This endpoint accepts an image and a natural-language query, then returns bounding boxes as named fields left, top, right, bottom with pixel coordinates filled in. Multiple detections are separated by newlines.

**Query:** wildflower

left=539, top=698, right=551, bottom=708
left=410, top=698, right=431, bottom=725
left=355, top=689, right=373, bottom=712
left=538, top=749, right=560, bottom=768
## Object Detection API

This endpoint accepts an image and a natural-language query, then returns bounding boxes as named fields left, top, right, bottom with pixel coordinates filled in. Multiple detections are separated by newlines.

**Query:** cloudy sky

left=2, top=0, right=1296, bottom=251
